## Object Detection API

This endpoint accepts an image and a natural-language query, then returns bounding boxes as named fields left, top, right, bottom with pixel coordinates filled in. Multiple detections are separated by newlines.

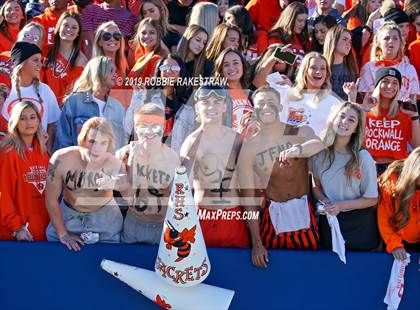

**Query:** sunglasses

left=101, top=31, right=122, bottom=41
left=194, top=88, right=227, bottom=101
left=23, top=31, right=40, bottom=43
left=159, top=64, right=181, bottom=72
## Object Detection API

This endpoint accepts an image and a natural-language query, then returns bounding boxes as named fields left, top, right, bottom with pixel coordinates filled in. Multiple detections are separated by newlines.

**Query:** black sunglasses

left=101, top=31, right=122, bottom=41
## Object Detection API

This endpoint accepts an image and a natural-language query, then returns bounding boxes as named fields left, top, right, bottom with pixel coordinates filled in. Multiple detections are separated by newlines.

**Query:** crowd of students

left=0, top=0, right=418, bottom=267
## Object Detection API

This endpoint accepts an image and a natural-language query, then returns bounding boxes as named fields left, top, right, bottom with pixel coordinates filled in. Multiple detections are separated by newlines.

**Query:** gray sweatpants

left=46, top=199, right=123, bottom=243
left=121, top=209, right=163, bottom=244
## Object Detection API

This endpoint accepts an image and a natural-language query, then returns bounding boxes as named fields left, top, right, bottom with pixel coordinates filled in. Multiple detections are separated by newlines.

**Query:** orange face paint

left=135, top=114, right=166, bottom=126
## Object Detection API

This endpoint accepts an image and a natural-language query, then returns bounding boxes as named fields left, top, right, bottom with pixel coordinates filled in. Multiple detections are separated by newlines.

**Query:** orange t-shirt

left=41, top=50, right=84, bottom=107
left=365, top=109, right=412, bottom=161
left=0, top=141, right=50, bottom=240
left=229, top=88, right=254, bottom=133
left=268, top=35, right=306, bottom=65
left=0, top=27, right=20, bottom=52
left=408, top=39, right=420, bottom=78
left=378, top=173, right=420, bottom=253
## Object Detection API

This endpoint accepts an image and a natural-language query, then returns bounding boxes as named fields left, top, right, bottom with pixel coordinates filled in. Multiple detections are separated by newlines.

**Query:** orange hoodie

left=0, top=140, right=50, bottom=240
left=378, top=173, right=420, bottom=253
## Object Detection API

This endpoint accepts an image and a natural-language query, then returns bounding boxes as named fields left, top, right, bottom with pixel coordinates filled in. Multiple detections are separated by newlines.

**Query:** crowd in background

left=0, top=0, right=418, bottom=267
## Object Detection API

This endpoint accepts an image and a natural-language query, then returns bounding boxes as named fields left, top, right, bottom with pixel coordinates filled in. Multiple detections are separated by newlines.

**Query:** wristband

left=411, top=115, right=419, bottom=121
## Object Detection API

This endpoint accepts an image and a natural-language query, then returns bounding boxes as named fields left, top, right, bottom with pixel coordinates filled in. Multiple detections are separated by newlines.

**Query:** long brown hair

left=0, top=0, right=26, bottom=42
left=177, top=24, right=208, bottom=78
left=44, top=11, right=83, bottom=70
left=269, top=2, right=308, bottom=47
left=138, top=0, right=175, bottom=35
left=206, top=23, right=243, bottom=63
left=323, top=25, right=359, bottom=80
left=321, top=102, right=365, bottom=184
left=379, top=148, right=420, bottom=230
left=213, top=48, right=249, bottom=89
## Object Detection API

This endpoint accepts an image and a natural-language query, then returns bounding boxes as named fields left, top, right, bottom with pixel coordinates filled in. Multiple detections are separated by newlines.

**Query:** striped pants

left=260, top=199, right=320, bottom=250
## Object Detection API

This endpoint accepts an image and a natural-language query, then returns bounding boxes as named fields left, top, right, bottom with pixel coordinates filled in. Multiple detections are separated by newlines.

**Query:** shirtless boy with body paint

left=238, top=86, right=325, bottom=268
left=180, top=86, right=249, bottom=248
left=116, top=104, right=180, bottom=244
left=46, top=117, right=127, bottom=251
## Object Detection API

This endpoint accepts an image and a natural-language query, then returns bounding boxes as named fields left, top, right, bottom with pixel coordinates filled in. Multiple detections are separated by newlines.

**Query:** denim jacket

left=54, top=91, right=127, bottom=152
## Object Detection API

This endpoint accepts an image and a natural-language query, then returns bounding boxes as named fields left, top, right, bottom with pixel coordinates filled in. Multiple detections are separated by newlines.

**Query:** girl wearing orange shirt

left=343, top=0, right=382, bottom=30
left=0, top=0, right=26, bottom=52
left=268, top=2, right=309, bottom=53
left=378, top=148, right=420, bottom=260
left=0, top=101, right=49, bottom=241
left=128, top=18, right=163, bottom=83
left=42, top=12, right=88, bottom=107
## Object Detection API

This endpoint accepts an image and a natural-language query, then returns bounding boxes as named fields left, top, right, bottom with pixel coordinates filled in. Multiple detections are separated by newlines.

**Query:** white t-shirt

left=285, top=91, right=344, bottom=138
left=358, top=57, right=420, bottom=99
left=1, top=82, right=60, bottom=130
left=93, top=96, right=106, bottom=117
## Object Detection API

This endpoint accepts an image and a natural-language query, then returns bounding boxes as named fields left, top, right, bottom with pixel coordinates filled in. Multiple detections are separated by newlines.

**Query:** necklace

left=52, top=48, right=75, bottom=79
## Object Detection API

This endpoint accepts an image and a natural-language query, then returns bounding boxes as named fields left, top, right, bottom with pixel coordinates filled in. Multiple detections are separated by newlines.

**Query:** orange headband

left=135, top=114, right=165, bottom=126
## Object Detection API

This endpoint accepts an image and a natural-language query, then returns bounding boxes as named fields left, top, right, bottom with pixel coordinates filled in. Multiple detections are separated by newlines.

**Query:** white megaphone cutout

left=155, top=165, right=211, bottom=287
left=101, top=259, right=235, bottom=310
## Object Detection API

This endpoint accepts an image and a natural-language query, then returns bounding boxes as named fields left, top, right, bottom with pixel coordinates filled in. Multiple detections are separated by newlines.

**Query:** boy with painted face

left=45, top=117, right=128, bottom=251
left=117, top=103, right=180, bottom=244
left=237, top=86, right=325, bottom=268
left=180, top=85, right=249, bottom=248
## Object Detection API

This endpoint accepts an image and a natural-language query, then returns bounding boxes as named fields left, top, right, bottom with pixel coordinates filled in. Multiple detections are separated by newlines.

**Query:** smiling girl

left=213, top=48, right=253, bottom=133
left=1, top=42, right=60, bottom=153
left=177, top=24, right=210, bottom=78
left=311, top=102, right=379, bottom=251
left=128, top=18, right=163, bottom=83
left=358, top=22, right=420, bottom=100
left=287, top=52, right=343, bottom=138
left=0, top=0, right=26, bottom=52
left=42, top=12, right=87, bottom=107
left=0, top=101, right=49, bottom=241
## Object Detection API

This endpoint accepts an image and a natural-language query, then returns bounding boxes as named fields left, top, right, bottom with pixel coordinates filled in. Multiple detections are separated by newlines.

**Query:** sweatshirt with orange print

left=0, top=140, right=50, bottom=240
left=378, top=173, right=420, bottom=253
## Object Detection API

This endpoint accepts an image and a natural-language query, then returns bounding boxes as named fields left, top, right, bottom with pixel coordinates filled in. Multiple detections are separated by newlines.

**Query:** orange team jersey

left=246, top=0, right=282, bottom=33
left=0, top=140, right=50, bottom=240
left=409, top=39, right=420, bottom=77
left=128, top=52, right=161, bottom=82
left=0, top=27, right=20, bottom=52
left=364, top=109, right=412, bottom=161
left=347, top=16, right=362, bottom=31
left=33, top=7, right=77, bottom=46
left=41, top=49, right=84, bottom=107
left=229, top=88, right=254, bottom=133
left=378, top=173, right=420, bottom=253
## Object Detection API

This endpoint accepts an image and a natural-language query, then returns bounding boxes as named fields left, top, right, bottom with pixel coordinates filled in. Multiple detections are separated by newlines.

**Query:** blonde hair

left=131, top=18, right=163, bottom=74
left=206, top=23, right=243, bottom=62
left=177, top=25, right=208, bottom=78
left=93, top=21, right=128, bottom=78
left=370, top=77, right=401, bottom=118
left=72, top=56, right=114, bottom=94
left=77, top=117, right=115, bottom=152
left=12, top=60, right=43, bottom=105
left=321, top=102, right=365, bottom=184
left=188, top=2, right=219, bottom=38
left=379, top=147, right=420, bottom=230
left=323, top=25, right=358, bottom=80
left=138, top=0, right=174, bottom=35
left=0, top=101, right=46, bottom=158
left=370, top=22, right=404, bottom=61
left=17, top=22, right=45, bottom=48
left=289, top=52, right=331, bottom=103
